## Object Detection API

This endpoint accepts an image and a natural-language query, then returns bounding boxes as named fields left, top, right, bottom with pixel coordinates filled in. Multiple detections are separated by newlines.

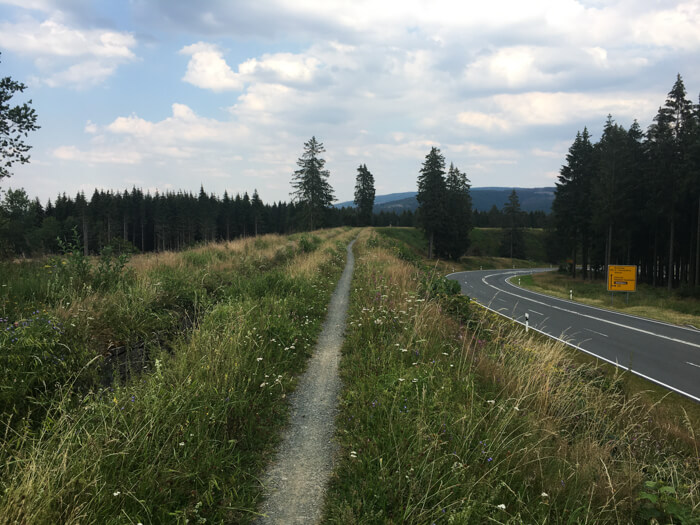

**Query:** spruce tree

left=647, top=74, right=693, bottom=289
left=353, top=164, right=375, bottom=226
left=443, top=163, right=472, bottom=259
left=291, top=136, right=335, bottom=230
left=417, top=147, right=447, bottom=258
left=553, top=128, right=594, bottom=277
left=500, top=190, right=525, bottom=261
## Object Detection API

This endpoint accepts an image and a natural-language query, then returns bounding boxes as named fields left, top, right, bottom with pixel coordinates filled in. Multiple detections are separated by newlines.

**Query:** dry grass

left=326, top=232, right=699, bottom=523
left=286, top=229, right=356, bottom=279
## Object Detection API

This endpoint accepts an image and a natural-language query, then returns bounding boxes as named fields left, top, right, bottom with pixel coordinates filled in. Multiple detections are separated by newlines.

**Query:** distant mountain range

left=335, top=187, right=555, bottom=213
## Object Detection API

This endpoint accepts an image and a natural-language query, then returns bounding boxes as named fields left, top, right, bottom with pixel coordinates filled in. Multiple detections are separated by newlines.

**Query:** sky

left=0, top=0, right=699, bottom=205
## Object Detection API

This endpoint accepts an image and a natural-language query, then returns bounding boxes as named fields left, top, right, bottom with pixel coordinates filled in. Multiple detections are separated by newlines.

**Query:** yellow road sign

left=608, top=265, right=637, bottom=292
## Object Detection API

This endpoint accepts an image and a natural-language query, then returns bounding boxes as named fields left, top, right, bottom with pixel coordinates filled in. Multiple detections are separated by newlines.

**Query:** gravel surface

left=256, top=240, right=355, bottom=524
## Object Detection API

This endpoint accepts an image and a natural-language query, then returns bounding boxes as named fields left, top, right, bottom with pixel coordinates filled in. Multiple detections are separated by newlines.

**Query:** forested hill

left=335, top=187, right=555, bottom=213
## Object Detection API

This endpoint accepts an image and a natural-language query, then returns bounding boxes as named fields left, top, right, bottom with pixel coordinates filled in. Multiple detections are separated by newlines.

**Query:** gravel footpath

left=256, top=239, right=356, bottom=524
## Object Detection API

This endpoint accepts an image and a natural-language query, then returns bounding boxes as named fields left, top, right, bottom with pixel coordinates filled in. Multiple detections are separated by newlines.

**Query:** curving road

left=447, top=268, right=700, bottom=402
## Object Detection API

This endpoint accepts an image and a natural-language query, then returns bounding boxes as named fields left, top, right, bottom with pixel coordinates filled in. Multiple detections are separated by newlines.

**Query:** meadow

left=0, top=228, right=354, bottom=523
left=324, top=229, right=699, bottom=524
left=1, top=226, right=698, bottom=524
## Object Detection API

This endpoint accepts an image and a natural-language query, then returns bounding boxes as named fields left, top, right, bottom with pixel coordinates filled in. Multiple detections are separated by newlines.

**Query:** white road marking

left=481, top=275, right=700, bottom=350
left=529, top=309, right=544, bottom=315
left=496, top=271, right=700, bottom=334
left=472, top=300, right=700, bottom=403
left=585, top=328, right=609, bottom=338
left=687, top=361, right=700, bottom=369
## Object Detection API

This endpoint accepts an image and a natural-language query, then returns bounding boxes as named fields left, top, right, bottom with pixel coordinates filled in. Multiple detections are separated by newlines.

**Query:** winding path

left=257, top=240, right=355, bottom=524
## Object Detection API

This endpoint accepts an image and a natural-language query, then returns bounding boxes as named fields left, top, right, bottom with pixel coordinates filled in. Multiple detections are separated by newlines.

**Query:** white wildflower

left=179, top=442, right=185, bottom=447
left=541, top=492, right=549, bottom=498
left=487, top=400, right=495, bottom=405
left=497, top=503, right=506, bottom=510
left=349, top=451, right=357, bottom=458
left=113, top=491, right=121, bottom=496
left=398, top=378, right=405, bottom=382
left=256, top=357, right=263, bottom=362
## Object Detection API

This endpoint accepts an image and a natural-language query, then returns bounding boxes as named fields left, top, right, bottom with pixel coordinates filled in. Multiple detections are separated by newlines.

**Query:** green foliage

left=94, top=246, right=132, bottom=291
left=0, top=229, right=355, bottom=523
left=54, top=227, right=91, bottom=286
left=443, top=163, right=472, bottom=260
left=324, top=234, right=698, bottom=524
left=637, top=480, right=699, bottom=524
left=421, top=271, right=461, bottom=299
left=291, top=136, right=335, bottom=230
left=298, top=233, right=321, bottom=253
left=550, top=74, right=700, bottom=289
left=0, top=311, right=79, bottom=417
left=354, top=164, right=375, bottom=226
left=416, top=146, right=447, bottom=258
left=1, top=52, right=40, bottom=181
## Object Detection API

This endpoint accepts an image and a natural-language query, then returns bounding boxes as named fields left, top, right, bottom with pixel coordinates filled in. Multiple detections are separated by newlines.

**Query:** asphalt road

left=447, top=268, right=700, bottom=402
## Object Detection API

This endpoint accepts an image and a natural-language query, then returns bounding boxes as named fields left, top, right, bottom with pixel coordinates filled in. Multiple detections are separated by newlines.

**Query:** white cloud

left=239, top=53, right=321, bottom=84
left=633, top=2, right=700, bottom=51
left=53, top=145, right=142, bottom=164
left=457, top=112, right=511, bottom=132
left=0, top=18, right=135, bottom=58
left=179, top=42, right=243, bottom=92
left=489, top=91, right=657, bottom=127
left=0, top=17, right=136, bottom=88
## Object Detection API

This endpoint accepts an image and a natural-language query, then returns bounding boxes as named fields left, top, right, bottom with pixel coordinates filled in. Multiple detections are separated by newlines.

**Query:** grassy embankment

left=375, top=226, right=549, bottom=274
left=0, top=227, right=354, bottom=524
left=517, top=272, right=700, bottom=328
left=324, top=229, right=698, bottom=524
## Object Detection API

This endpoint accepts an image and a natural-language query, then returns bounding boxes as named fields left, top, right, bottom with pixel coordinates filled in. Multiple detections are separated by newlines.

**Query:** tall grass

left=324, top=231, right=698, bottom=524
left=0, top=228, right=356, bottom=523
left=0, top=233, right=330, bottom=422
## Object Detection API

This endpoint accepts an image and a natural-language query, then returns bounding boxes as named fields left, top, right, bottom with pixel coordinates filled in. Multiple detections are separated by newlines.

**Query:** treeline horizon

left=0, top=184, right=550, bottom=258
left=552, top=73, right=700, bottom=290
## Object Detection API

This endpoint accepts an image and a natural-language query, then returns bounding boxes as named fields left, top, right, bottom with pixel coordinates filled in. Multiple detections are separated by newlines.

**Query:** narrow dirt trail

left=257, top=239, right=355, bottom=524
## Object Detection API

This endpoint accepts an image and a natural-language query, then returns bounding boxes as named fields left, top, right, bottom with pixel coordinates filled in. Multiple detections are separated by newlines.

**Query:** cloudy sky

left=0, top=0, right=698, bottom=205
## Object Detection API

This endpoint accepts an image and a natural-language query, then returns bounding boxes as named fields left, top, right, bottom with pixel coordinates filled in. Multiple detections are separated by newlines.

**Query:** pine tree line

left=0, top=186, right=303, bottom=257
left=552, top=74, right=700, bottom=289
left=416, top=147, right=473, bottom=259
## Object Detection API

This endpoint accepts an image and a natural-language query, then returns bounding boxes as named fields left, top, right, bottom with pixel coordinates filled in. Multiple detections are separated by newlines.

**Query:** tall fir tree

left=592, top=115, right=633, bottom=272
left=353, top=164, right=375, bottom=226
left=291, top=136, right=335, bottom=230
left=646, top=74, right=694, bottom=289
left=553, top=128, right=594, bottom=278
left=417, top=147, right=447, bottom=259
left=500, top=190, right=525, bottom=261
left=443, top=163, right=472, bottom=259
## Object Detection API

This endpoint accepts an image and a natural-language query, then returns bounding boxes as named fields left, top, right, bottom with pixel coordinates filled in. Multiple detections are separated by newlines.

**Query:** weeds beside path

left=258, top=239, right=356, bottom=524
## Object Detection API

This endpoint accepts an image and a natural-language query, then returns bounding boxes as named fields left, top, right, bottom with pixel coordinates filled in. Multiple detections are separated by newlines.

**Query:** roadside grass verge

left=0, top=228, right=355, bottom=523
left=374, top=227, right=546, bottom=276
left=518, top=272, right=700, bottom=328
left=324, top=230, right=698, bottom=524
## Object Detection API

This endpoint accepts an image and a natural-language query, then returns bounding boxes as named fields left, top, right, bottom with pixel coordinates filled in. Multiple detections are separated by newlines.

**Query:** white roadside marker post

left=525, top=312, right=529, bottom=333
left=569, top=290, right=573, bottom=300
